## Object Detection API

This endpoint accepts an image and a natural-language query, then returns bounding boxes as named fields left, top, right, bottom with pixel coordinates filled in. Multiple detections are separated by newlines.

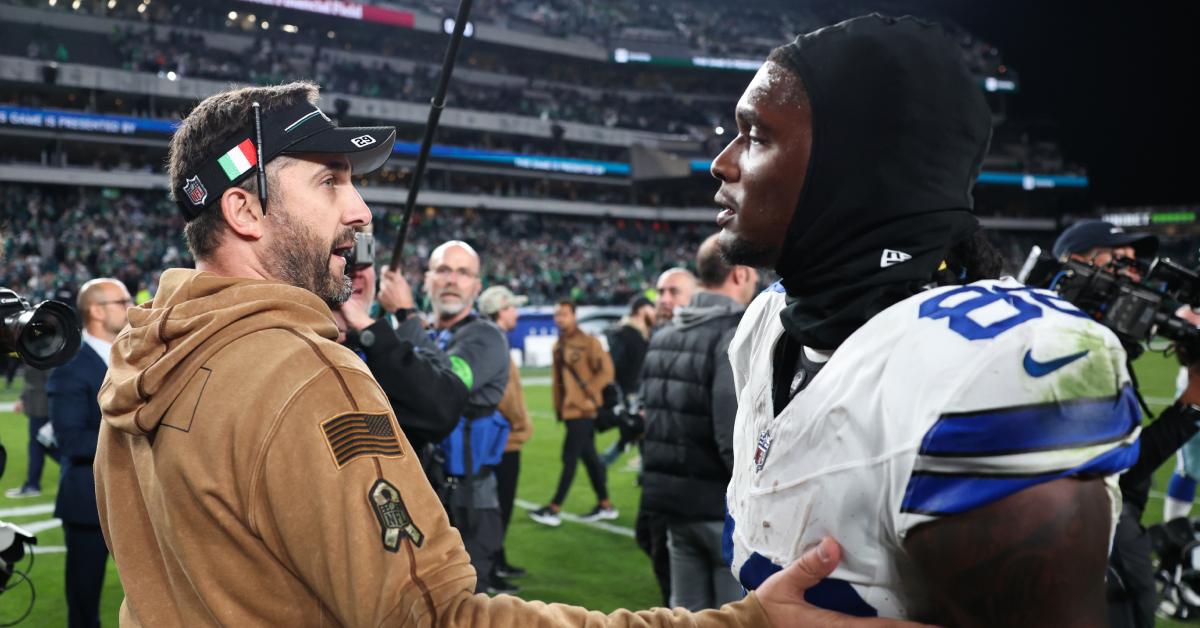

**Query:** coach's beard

left=264, top=210, right=354, bottom=309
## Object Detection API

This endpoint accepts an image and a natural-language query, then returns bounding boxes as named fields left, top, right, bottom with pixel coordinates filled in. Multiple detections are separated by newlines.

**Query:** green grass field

left=0, top=355, right=1193, bottom=625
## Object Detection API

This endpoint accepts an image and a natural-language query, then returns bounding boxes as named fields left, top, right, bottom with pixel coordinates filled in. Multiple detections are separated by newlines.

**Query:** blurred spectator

left=639, top=234, right=756, bottom=611
left=4, top=364, right=55, bottom=499
left=478, top=285, right=535, bottom=585
left=51, top=277, right=128, bottom=628
left=530, top=300, right=616, bottom=526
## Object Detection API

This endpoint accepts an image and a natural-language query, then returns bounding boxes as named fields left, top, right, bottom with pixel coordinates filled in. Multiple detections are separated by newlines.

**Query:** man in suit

left=50, top=277, right=129, bottom=628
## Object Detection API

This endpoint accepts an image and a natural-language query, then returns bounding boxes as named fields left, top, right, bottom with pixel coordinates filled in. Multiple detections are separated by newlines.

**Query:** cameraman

left=346, top=240, right=511, bottom=594
left=1053, top=220, right=1200, bottom=628
left=337, top=244, right=468, bottom=460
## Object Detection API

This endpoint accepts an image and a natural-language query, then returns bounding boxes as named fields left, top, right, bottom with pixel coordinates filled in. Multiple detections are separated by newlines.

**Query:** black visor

left=176, top=100, right=396, bottom=220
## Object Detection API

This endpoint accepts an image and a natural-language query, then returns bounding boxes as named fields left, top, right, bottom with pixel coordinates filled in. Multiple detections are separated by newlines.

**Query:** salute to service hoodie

left=95, top=268, right=769, bottom=627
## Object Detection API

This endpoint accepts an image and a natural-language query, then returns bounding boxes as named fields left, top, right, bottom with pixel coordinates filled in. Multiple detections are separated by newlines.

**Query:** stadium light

left=442, top=17, right=474, bottom=37
left=247, top=14, right=256, bottom=22
left=714, top=126, right=725, bottom=136
left=47, top=0, right=55, bottom=7
left=326, top=30, right=336, bottom=39
left=261, top=21, right=269, bottom=29
left=136, top=3, right=145, bottom=12
left=166, top=70, right=177, bottom=81
left=107, top=0, right=116, bottom=8
left=228, top=10, right=237, bottom=19
left=71, top=0, right=80, bottom=9
left=282, top=24, right=299, bottom=33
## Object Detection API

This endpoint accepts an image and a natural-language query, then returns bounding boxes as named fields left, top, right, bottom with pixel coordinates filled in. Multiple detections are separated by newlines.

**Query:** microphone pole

left=389, top=0, right=474, bottom=270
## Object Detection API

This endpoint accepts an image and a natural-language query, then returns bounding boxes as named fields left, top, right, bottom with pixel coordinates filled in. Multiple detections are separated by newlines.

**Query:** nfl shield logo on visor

left=183, top=176, right=208, bottom=206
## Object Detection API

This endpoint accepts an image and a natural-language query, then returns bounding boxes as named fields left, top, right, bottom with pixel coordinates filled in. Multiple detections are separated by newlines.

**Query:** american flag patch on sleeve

left=321, top=411, right=405, bottom=468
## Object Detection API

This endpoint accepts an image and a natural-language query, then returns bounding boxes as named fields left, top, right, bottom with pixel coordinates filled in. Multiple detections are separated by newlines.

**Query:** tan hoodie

left=95, top=269, right=768, bottom=627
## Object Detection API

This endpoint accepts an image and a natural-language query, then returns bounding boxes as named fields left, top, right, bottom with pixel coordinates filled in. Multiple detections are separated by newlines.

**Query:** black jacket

left=607, top=321, right=649, bottom=397
left=352, top=313, right=510, bottom=467
left=1119, top=401, right=1200, bottom=514
left=639, top=292, right=743, bottom=522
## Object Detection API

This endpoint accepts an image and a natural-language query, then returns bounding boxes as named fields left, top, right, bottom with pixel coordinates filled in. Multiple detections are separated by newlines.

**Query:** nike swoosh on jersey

left=1022, top=349, right=1089, bottom=377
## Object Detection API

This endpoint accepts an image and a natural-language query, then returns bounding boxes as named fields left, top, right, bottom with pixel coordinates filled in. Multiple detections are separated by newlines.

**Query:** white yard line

left=31, top=545, right=66, bottom=555
left=0, top=401, right=14, bottom=412
left=22, top=518, right=61, bottom=534
left=522, top=377, right=551, bottom=387
left=514, top=499, right=635, bottom=538
left=0, top=503, right=55, bottom=518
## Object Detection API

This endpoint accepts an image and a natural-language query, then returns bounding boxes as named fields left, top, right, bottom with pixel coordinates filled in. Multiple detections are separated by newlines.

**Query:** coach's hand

left=377, top=267, right=415, bottom=313
left=757, top=537, right=939, bottom=628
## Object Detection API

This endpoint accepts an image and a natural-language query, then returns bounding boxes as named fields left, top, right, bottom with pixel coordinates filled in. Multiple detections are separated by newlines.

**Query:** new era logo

left=351, top=134, right=376, bottom=148
left=880, top=249, right=912, bottom=268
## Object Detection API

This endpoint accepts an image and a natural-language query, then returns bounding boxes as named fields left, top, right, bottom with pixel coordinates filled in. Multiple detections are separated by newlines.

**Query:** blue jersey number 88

left=918, top=285, right=1085, bottom=341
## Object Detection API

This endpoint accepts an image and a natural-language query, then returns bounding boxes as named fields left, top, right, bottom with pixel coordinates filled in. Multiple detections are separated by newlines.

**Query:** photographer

left=1051, top=220, right=1200, bottom=628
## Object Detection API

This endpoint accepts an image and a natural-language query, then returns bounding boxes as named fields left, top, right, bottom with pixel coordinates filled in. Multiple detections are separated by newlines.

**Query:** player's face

left=711, top=62, right=812, bottom=268
left=263, top=153, right=370, bottom=307
left=425, top=244, right=482, bottom=318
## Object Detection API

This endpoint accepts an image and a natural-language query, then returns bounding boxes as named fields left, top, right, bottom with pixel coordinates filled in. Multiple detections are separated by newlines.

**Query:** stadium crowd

left=0, top=185, right=714, bottom=308
left=4, top=4, right=732, bottom=135
left=4, top=0, right=1010, bottom=138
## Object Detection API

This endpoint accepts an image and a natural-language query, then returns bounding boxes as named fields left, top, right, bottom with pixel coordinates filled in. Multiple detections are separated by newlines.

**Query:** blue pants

left=21, top=415, right=53, bottom=491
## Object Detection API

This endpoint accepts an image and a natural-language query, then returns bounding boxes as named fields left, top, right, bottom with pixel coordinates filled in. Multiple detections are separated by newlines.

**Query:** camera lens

left=3, top=300, right=81, bottom=369
left=21, top=312, right=67, bottom=361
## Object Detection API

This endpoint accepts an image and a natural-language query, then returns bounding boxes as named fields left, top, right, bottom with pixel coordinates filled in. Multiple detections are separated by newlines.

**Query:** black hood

left=771, top=14, right=992, bottom=350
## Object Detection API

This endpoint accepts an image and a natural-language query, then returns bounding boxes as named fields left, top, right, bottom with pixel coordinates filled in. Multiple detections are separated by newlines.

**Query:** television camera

left=1019, top=246, right=1200, bottom=361
left=1, top=286, right=80, bottom=624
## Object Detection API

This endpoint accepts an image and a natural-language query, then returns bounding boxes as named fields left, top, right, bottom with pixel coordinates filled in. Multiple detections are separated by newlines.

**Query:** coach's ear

left=219, top=185, right=265, bottom=241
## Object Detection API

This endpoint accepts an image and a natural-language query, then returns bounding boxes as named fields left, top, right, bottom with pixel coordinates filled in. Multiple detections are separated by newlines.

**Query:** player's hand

left=378, top=267, right=415, bottom=313
left=13, top=399, right=24, bottom=415
left=757, top=537, right=940, bottom=628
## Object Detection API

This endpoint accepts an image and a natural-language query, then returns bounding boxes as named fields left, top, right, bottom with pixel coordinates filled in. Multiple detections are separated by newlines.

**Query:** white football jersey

left=725, top=278, right=1140, bottom=619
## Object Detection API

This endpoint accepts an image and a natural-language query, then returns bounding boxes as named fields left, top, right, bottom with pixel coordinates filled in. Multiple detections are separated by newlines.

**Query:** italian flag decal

left=217, top=139, right=258, bottom=180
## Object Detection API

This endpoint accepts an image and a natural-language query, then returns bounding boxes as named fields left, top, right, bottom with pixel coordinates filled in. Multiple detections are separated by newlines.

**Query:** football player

left=713, top=15, right=1138, bottom=625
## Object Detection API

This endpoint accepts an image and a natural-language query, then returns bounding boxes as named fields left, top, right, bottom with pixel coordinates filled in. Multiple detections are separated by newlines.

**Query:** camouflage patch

left=321, top=411, right=404, bottom=468
left=369, top=479, right=424, bottom=551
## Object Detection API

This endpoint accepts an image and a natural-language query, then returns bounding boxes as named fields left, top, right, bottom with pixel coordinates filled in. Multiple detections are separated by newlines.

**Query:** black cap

left=177, top=99, right=396, bottom=219
left=1052, top=220, right=1159, bottom=260
left=628, top=295, right=653, bottom=313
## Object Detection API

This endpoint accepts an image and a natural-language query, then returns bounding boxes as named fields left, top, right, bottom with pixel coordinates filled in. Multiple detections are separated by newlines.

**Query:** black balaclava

left=769, top=14, right=992, bottom=350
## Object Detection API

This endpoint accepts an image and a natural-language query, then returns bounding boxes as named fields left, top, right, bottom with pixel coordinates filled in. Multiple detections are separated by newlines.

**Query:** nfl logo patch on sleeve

left=369, top=479, right=424, bottom=551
